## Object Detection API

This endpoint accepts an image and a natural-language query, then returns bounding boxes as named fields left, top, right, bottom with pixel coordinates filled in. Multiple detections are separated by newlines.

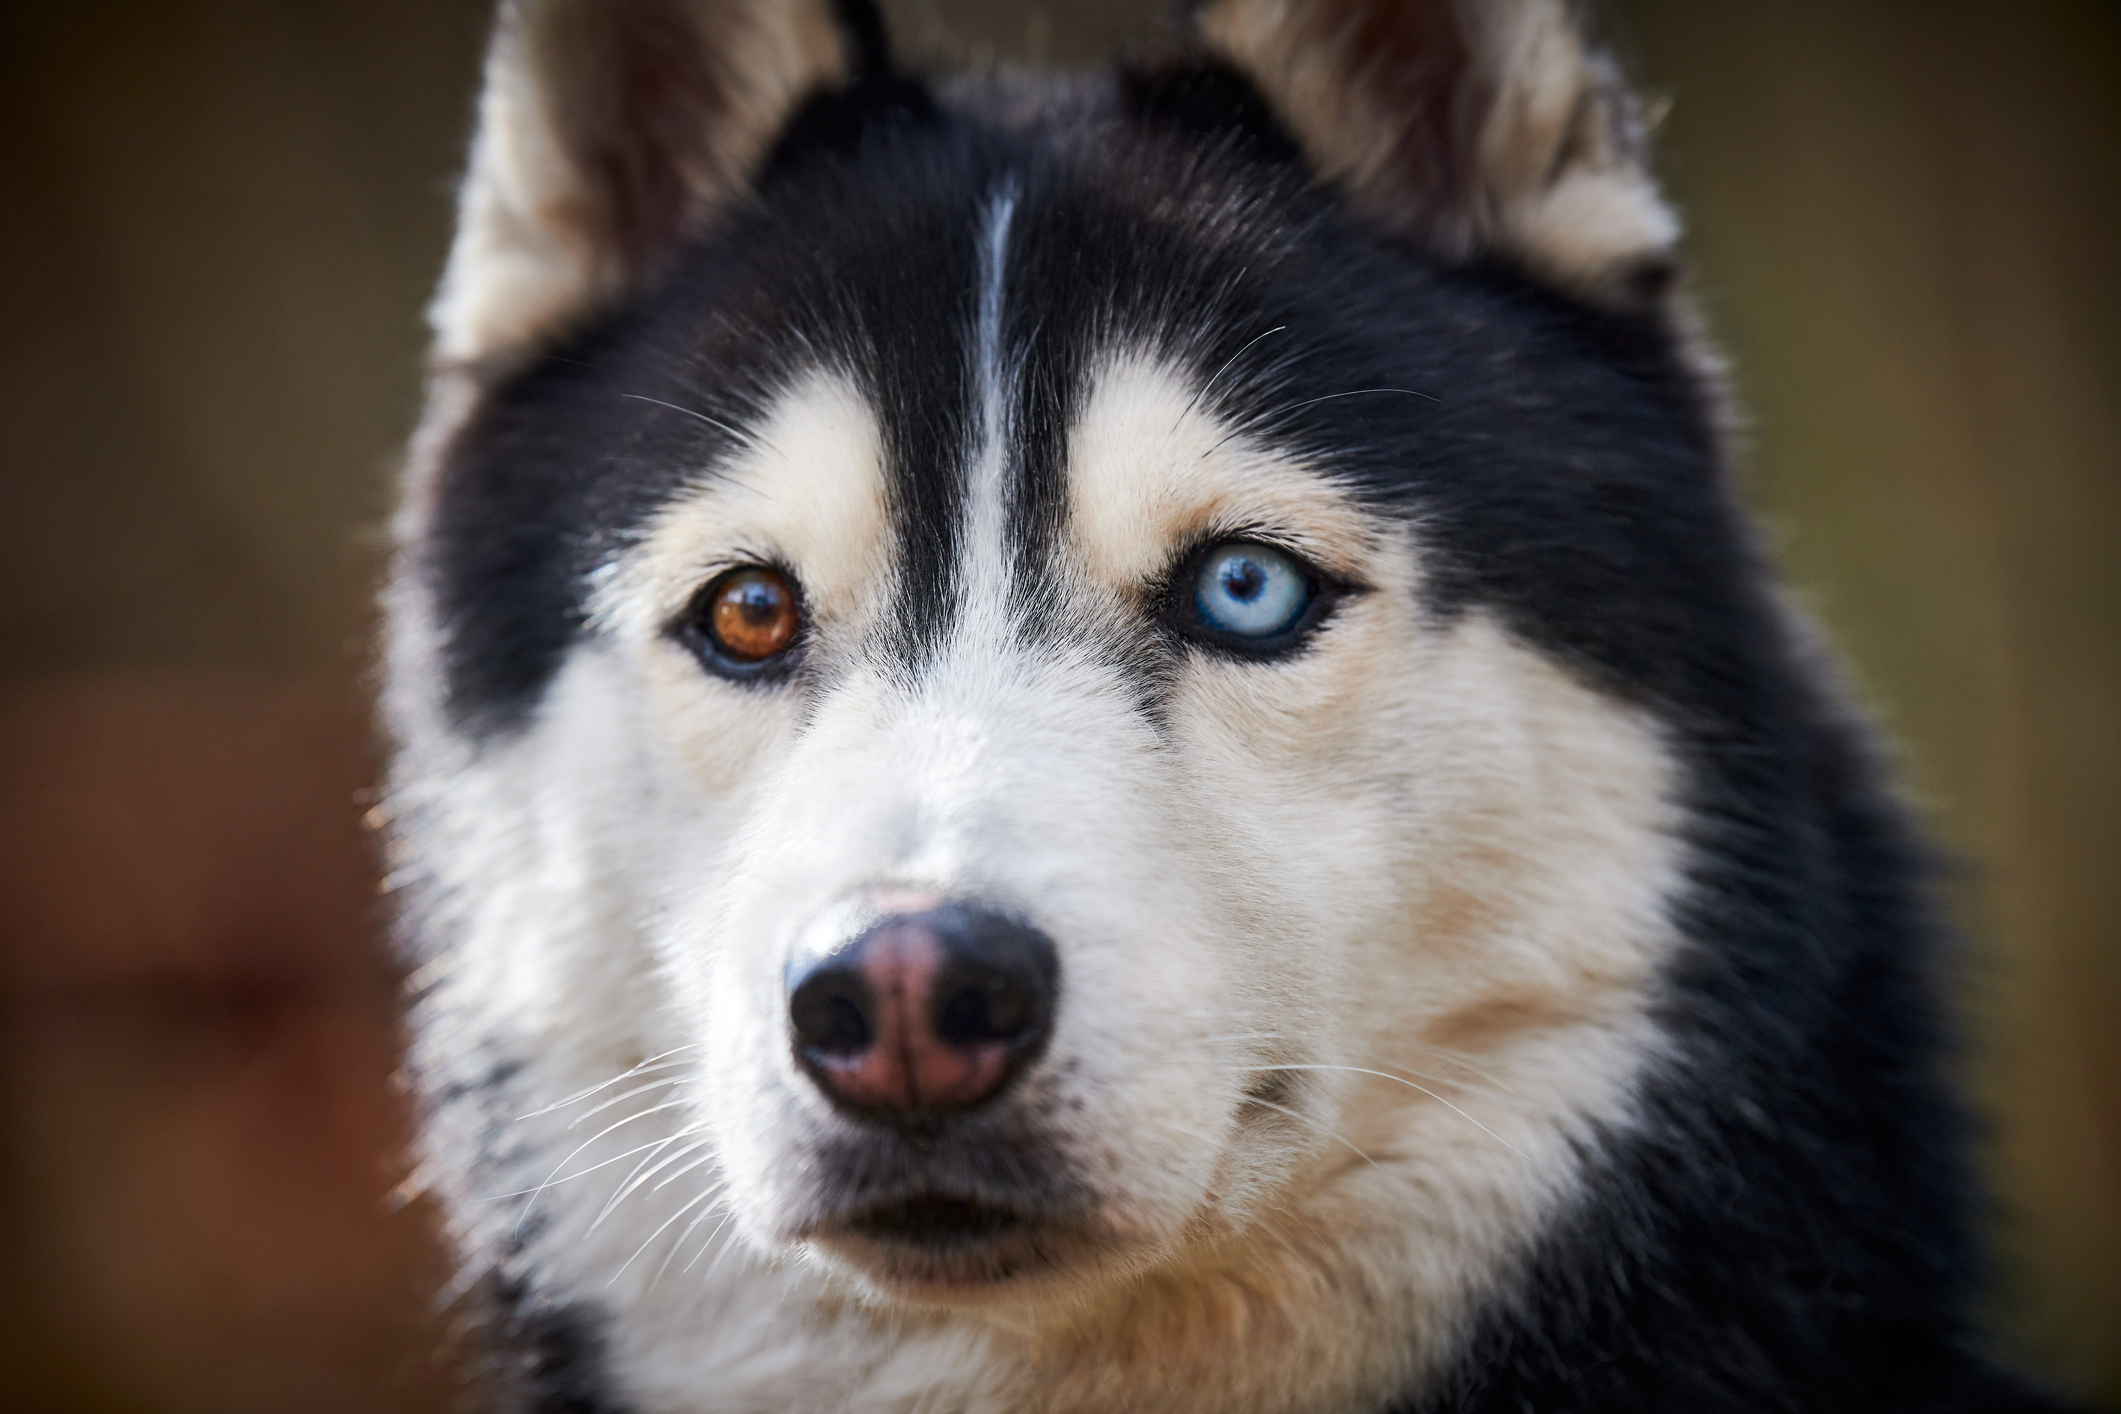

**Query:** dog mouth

left=846, top=1192, right=1032, bottom=1248
left=811, top=1191, right=1088, bottom=1292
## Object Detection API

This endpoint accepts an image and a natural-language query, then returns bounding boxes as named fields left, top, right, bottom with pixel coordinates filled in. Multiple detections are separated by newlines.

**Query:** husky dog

left=383, top=1, right=2077, bottom=1410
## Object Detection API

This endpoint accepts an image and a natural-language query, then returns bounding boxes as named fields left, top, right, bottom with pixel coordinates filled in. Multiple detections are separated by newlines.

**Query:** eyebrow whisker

left=1173, top=324, right=1288, bottom=432
left=1203, top=387, right=1440, bottom=458
left=620, top=393, right=751, bottom=442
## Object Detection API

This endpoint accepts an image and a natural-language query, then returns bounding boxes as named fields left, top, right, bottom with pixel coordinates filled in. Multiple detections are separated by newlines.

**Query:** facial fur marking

left=957, top=182, right=1022, bottom=647
left=394, top=6, right=2054, bottom=1407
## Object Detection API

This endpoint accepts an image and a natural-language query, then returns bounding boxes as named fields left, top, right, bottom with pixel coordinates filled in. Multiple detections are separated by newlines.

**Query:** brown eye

left=701, top=566, right=801, bottom=665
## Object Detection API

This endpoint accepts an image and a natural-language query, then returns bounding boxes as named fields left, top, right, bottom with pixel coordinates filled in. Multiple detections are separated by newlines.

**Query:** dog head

left=393, top=0, right=1737, bottom=1401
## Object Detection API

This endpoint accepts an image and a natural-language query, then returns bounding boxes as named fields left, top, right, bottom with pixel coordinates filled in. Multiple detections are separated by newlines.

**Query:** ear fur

left=431, top=0, right=846, bottom=366
left=1192, top=0, right=1679, bottom=305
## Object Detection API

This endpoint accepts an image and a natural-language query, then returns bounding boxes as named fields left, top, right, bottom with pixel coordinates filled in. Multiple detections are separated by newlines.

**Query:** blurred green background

left=0, top=1, right=2113, bottom=1409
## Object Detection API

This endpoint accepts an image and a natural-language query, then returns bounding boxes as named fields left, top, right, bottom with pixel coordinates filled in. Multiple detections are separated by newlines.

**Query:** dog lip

left=840, top=1191, right=1035, bottom=1250
left=803, top=1189, right=1095, bottom=1290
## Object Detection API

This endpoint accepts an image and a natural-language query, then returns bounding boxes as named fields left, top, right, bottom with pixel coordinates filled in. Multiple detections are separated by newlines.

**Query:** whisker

left=522, top=1045, right=705, bottom=1117
left=619, top=393, right=749, bottom=442
left=1167, top=1036, right=1530, bottom=1111
left=653, top=1148, right=719, bottom=1192
left=1162, top=1049, right=1513, bottom=1107
left=592, top=1136, right=711, bottom=1230
left=1257, top=1051, right=1531, bottom=1112
left=1173, top=325, right=1287, bottom=431
left=1244, top=1095, right=1380, bottom=1167
left=1392, top=1045, right=1537, bottom=1107
left=515, top=1098, right=692, bottom=1235
left=609, top=1184, right=725, bottom=1288
left=690, top=1210, right=747, bottom=1280
left=1251, top=1064, right=1528, bottom=1160
left=1148, top=1116, right=1230, bottom=1148
left=565, top=1075, right=689, bottom=1129
left=1204, top=387, right=1439, bottom=457
left=691, top=1212, right=759, bottom=1288
left=649, top=1187, right=733, bottom=1292
left=475, top=1131, right=695, bottom=1201
left=1276, top=386, right=1439, bottom=411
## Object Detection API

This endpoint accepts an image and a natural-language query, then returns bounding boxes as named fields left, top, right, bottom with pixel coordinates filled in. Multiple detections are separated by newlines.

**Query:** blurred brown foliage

left=0, top=1, right=2113, bottom=1409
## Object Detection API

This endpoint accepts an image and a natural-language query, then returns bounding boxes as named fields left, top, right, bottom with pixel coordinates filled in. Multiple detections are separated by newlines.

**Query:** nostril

left=789, top=969, right=873, bottom=1056
left=934, top=963, right=1040, bottom=1047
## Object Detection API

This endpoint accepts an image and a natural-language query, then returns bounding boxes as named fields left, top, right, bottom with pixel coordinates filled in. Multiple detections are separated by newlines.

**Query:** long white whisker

left=476, top=1132, right=694, bottom=1201
left=691, top=1210, right=747, bottom=1280
left=1174, top=324, right=1287, bottom=430
left=1392, top=1046, right=1537, bottom=1107
left=1244, top=1095, right=1380, bottom=1167
left=522, top=1045, right=704, bottom=1118
left=565, top=1075, right=687, bottom=1129
left=619, top=393, right=749, bottom=442
left=653, top=1148, right=719, bottom=1192
left=609, top=1185, right=724, bottom=1288
left=649, top=1185, right=732, bottom=1292
left=1163, top=1049, right=1521, bottom=1111
left=1252, top=1064, right=1528, bottom=1160
left=515, top=1099, right=691, bottom=1235
left=592, top=1136, right=711, bottom=1230
left=1255, top=1051, right=1530, bottom=1111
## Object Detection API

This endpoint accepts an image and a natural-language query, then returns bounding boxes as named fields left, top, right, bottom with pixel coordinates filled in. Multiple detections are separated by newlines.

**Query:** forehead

left=422, top=91, right=1727, bottom=733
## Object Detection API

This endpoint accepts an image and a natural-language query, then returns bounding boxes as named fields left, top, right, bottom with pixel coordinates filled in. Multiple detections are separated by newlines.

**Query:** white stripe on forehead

left=955, top=184, right=1020, bottom=636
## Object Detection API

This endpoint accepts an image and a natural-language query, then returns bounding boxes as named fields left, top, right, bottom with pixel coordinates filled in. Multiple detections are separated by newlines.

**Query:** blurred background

left=0, top=1, right=2114, bottom=1409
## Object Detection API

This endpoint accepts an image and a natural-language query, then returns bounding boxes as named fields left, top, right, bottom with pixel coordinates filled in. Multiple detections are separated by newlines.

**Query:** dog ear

left=1191, top=0, right=1678, bottom=306
left=430, top=0, right=849, bottom=365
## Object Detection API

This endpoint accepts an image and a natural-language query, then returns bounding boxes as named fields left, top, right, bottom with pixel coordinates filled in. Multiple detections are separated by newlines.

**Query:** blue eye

left=1191, top=542, right=1312, bottom=641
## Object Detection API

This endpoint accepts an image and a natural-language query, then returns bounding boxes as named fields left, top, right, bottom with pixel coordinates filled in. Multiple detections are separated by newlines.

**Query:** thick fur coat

left=382, top=2, right=2080, bottom=1410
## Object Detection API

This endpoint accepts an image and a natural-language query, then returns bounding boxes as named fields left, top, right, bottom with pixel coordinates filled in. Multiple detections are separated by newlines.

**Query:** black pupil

left=1220, top=558, right=1267, bottom=602
left=733, top=580, right=782, bottom=621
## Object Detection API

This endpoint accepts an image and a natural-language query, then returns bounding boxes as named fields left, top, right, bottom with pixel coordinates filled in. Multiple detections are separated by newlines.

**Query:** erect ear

left=1191, top=0, right=1679, bottom=306
left=430, top=0, right=851, bottom=366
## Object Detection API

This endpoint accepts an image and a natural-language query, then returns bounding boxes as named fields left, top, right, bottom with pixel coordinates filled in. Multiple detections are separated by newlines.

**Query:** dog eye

left=685, top=566, right=802, bottom=672
left=1186, top=542, right=1314, bottom=644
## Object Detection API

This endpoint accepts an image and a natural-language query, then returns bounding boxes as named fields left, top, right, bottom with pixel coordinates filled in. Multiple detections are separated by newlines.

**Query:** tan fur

left=593, top=371, right=895, bottom=767
left=1195, top=0, right=1678, bottom=304
left=396, top=338, right=1688, bottom=1412
left=431, top=0, right=843, bottom=365
left=397, top=2, right=1704, bottom=1396
left=808, top=352, right=1683, bottom=1414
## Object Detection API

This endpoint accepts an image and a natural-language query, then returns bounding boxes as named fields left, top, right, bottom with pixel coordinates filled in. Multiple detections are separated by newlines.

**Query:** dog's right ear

left=430, top=0, right=852, bottom=367
left=1188, top=0, right=1678, bottom=308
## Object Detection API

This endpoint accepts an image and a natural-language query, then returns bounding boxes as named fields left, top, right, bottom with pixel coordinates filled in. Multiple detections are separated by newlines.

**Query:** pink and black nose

left=787, top=906, right=1059, bottom=1120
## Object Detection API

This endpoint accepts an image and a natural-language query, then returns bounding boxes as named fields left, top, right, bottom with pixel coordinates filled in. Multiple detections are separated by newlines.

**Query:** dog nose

left=787, top=905, right=1058, bottom=1119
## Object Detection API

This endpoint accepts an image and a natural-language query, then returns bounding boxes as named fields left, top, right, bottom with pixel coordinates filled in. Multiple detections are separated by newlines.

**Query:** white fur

left=393, top=1, right=1710, bottom=1404
left=400, top=337, right=1688, bottom=1411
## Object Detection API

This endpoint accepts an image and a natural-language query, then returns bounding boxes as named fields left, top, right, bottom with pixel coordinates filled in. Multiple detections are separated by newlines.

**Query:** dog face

left=597, top=337, right=1683, bottom=1310
left=389, top=1, right=1765, bottom=1407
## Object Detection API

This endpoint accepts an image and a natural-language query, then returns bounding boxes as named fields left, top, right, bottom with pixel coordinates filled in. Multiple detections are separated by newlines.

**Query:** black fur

left=482, top=1276, right=632, bottom=1414
left=410, top=43, right=2078, bottom=1414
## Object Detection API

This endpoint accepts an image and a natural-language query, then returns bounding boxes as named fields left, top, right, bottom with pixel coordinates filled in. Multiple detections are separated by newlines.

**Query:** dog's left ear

left=1191, top=0, right=1678, bottom=306
left=430, top=0, right=854, bottom=366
